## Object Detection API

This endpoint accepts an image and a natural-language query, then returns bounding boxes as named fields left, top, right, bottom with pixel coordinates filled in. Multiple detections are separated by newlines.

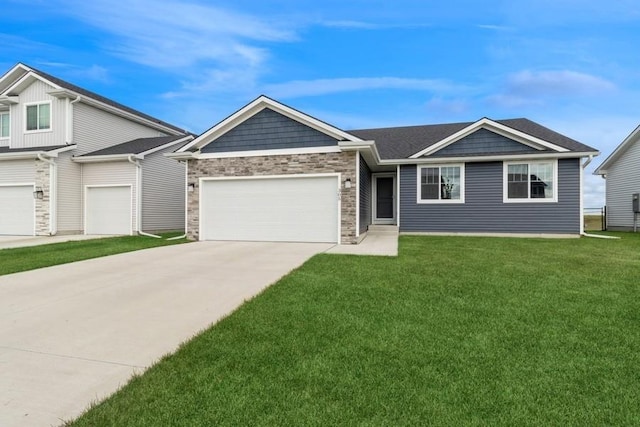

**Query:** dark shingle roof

left=348, top=118, right=597, bottom=160
left=81, top=135, right=189, bottom=157
left=0, top=145, right=67, bottom=154
left=25, top=64, right=186, bottom=134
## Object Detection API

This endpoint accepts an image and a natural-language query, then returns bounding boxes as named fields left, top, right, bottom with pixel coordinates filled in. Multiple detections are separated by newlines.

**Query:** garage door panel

left=86, top=186, right=132, bottom=235
left=201, top=176, right=338, bottom=243
left=0, top=185, right=34, bottom=235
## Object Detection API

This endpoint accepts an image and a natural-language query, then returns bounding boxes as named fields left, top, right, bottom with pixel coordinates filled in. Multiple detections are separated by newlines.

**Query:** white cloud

left=264, top=77, right=463, bottom=99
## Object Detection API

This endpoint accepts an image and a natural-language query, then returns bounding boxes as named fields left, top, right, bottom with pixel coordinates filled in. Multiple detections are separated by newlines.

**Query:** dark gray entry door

left=375, top=176, right=395, bottom=221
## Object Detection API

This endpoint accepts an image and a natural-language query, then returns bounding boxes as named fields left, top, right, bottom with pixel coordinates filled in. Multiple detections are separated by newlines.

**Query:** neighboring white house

left=594, top=124, right=640, bottom=231
left=0, top=63, right=191, bottom=236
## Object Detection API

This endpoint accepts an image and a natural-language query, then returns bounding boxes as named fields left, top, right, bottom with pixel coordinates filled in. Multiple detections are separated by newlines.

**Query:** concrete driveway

left=0, top=241, right=332, bottom=427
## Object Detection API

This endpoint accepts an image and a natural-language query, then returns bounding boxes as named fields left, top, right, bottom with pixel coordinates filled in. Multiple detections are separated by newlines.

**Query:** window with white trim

left=418, top=164, right=464, bottom=203
left=25, top=102, right=51, bottom=131
left=504, top=161, right=556, bottom=202
left=0, top=111, right=9, bottom=138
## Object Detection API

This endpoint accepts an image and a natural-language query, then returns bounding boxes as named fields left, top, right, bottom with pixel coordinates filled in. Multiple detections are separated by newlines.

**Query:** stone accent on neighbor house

left=34, top=159, right=51, bottom=236
left=187, top=151, right=358, bottom=243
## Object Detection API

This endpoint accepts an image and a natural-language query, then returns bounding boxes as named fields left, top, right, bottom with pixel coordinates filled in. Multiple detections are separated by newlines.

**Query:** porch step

left=367, top=225, right=399, bottom=234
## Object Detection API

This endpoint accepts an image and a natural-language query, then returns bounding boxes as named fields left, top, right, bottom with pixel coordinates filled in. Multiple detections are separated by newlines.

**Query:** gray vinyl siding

left=431, top=128, right=539, bottom=157
left=56, top=151, right=82, bottom=233
left=0, top=159, right=35, bottom=183
left=399, top=159, right=581, bottom=234
left=82, top=162, right=137, bottom=231
left=141, top=147, right=185, bottom=231
left=605, top=139, right=640, bottom=229
left=8, top=80, right=67, bottom=149
left=359, top=154, right=372, bottom=234
left=74, top=103, right=166, bottom=155
left=202, top=108, right=338, bottom=153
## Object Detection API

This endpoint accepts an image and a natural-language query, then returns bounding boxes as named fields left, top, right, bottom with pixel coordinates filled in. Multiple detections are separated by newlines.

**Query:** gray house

left=0, top=63, right=191, bottom=236
left=594, top=124, right=640, bottom=230
left=169, top=96, right=599, bottom=244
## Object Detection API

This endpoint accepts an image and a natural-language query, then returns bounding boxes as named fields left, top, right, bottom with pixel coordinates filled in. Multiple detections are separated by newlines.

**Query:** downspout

left=579, top=155, right=618, bottom=239
left=66, top=95, right=81, bottom=145
left=127, top=155, right=161, bottom=238
left=37, top=153, right=57, bottom=236
left=167, top=159, right=188, bottom=240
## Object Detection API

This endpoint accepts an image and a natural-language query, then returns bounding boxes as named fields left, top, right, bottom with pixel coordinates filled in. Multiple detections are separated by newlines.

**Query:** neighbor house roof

left=80, top=135, right=192, bottom=157
left=0, top=145, right=67, bottom=154
left=1, top=63, right=186, bottom=134
left=348, top=118, right=598, bottom=160
left=594, top=123, right=640, bottom=175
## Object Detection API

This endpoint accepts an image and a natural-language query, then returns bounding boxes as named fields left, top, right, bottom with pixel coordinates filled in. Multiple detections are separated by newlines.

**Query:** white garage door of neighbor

left=201, top=176, right=339, bottom=243
left=0, top=185, right=34, bottom=235
left=86, top=186, right=132, bottom=235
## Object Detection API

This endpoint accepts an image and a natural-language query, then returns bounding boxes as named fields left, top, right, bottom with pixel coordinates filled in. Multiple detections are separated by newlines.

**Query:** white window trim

left=24, top=101, right=52, bottom=134
left=503, top=159, right=558, bottom=203
left=416, top=163, right=465, bottom=204
left=0, top=110, right=9, bottom=139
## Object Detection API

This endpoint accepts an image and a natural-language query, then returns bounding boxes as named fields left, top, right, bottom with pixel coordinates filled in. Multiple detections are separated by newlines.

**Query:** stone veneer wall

left=187, top=151, right=357, bottom=243
left=34, top=159, right=50, bottom=235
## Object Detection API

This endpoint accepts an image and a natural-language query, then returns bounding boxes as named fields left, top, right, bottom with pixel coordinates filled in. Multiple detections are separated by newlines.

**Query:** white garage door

left=0, top=185, right=34, bottom=235
left=86, top=186, right=132, bottom=235
left=201, top=175, right=339, bottom=243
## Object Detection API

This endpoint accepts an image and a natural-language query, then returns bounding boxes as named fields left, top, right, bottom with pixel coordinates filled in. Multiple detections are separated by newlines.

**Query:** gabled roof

left=176, top=95, right=364, bottom=153
left=349, top=118, right=598, bottom=160
left=0, top=63, right=186, bottom=135
left=75, top=135, right=193, bottom=162
left=0, top=144, right=75, bottom=160
left=594, top=124, right=640, bottom=175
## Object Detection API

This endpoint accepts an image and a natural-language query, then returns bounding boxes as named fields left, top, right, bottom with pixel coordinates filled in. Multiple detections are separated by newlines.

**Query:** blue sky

left=3, top=0, right=639, bottom=207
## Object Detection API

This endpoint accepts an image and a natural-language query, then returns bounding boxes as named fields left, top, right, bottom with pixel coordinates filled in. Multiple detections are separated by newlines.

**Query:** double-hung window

left=417, top=164, right=464, bottom=203
left=0, top=111, right=9, bottom=138
left=25, top=102, right=51, bottom=132
left=504, top=160, right=557, bottom=202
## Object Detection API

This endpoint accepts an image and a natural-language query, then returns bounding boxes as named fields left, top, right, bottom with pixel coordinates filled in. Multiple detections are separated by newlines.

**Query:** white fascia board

left=47, top=145, right=77, bottom=156
left=409, top=118, right=570, bottom=159
left=72, top=154, right=142, bottom=163
left=0, top=63, right=31, bottom=90
left=339, top=140, right=382, bottom=164
left=593, top=124, right=640, bottom=175
left=195, top=145, right=341, bottom=159
left=138, top=136, right=194, bottom=158
left=0, top=151, right=46, bottom=161
left=178, top=95, right=362, bottom=152
left=380, top=150, right=599, bottom=166
left=3, top=71, right=62, bottom=96
left=0, top=96, right=19, bottom=105
left=164, top=151, right=196, bottom=160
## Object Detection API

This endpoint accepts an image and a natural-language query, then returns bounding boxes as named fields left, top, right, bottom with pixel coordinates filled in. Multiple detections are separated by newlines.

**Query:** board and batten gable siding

left=430, top=128, right=540, bottom=157
left=201, top=108, right=338, bottom=153
left=141, top=147, right=185, bottom=231
left=73, top=103, right=167, bottom=155
left=605, top=139, right=640, bottom=229
left=82, top=162, right=137, bottom=232
left=56, top=151, right=82, bottom=233
left=399, top=159, right=581, bottom=233
left=9, top=80, right=67, bottom=149
left=0, top=159, right=35, bottom=183
left=359, top=155, right=372, bottom=234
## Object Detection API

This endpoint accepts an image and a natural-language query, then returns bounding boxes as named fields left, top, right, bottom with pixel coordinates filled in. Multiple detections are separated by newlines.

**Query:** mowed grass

left=0, top=233, right=188, bottom=276
left=69, top=233, right=640, bottom=426
left=584, top=214, right=605, bottom=231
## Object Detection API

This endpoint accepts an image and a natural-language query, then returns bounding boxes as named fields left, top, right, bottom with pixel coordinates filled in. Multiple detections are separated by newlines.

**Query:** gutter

left=36, top=153, right=57, bottom=236
left=127, top=155, right=161, bottom=238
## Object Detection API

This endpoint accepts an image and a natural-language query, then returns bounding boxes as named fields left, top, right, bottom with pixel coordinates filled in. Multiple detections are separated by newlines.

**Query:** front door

left=374, top=175, right=396, bottom=224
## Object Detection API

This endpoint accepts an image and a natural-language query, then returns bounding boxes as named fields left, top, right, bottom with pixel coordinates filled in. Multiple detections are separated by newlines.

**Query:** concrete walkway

left=327, top=226, right=398, bottom=256
left=0, top=241, right=332, bottom=427
left=0, top=234, right=117, bottom=250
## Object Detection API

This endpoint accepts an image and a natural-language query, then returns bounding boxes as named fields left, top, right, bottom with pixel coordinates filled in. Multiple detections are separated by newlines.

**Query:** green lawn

left=69, top=233, right=640, bottom=426
left=0, top=233, right=188, bottom=276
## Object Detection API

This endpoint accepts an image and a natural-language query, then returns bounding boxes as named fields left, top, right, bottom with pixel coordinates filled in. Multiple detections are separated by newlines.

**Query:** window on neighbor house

left=25, top=102, right=50, bottom=131
left=418, top=165, right=463, bottom=202
left=0, top=111, right=8, bottom=138
left=505, top=161, right=556, bottom=202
